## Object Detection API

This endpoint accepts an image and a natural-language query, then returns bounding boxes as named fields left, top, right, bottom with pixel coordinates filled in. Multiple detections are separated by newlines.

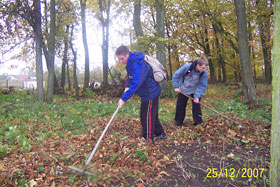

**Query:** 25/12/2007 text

left=206, top=168, right=265, bottom=178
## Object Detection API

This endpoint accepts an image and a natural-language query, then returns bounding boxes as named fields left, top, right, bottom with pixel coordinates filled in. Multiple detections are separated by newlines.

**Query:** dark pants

left=140, top=95, right=164, bottom=140
left=175, top=93, right=203, bottom=125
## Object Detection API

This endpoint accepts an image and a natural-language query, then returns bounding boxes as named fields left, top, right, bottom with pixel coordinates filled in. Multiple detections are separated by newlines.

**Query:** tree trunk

left=42, top=0, right=59, bottom=93
left=105, top=0, right=110, bottom=85
left=259, top=24, right=272, bottom=82
left=81, top=0, right=90, bottom=92
left=270, top=1, right=280, bottom=186
left=256, top=0, right=272, bottom=83
left=61, top=25, right=70, bottom=91
left=212, top=21, right=226, bottom=82
left=218, top=67, right=222, bottom=82
left=66, top=61, right=71, bottom=91
left=133, top=0, right=144, bottom=37
left=155, top=0, right=167, bottom=90
left=155, top=0, right=166, bottom=69
left=205, top=25, right=216, bottom=82
left=219, top=39, right=227, bottom=82
left=99, top=0, right=111, bottom=85
left=167, top=45, right=172, bottom=80
left=173, top=44, right=180, bottom=70
left=166, top=24, right=172, bottom=79
left=70, top=25, right=79, bottom=99
left=234, top=0, right=257, bottom=104
left=34, top=0, right=44, bottom=101
left=46, top=0, right=56, bottom=103
left=248, top=21, right=257, bottom=79
left=61, top=62, right=66, bottom=89
left=42, top=45, right=60, bottom=90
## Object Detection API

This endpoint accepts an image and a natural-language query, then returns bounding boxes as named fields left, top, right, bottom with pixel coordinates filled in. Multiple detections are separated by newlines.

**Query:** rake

left=68, top=106, right=120, bottom=175
left=179, top=92, right=243, bottom=127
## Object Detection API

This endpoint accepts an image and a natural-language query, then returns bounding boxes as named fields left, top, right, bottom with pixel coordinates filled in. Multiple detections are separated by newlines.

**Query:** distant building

left=0, top=75, right=38, bottom=89
left=7, top=75, right=17, bottom=80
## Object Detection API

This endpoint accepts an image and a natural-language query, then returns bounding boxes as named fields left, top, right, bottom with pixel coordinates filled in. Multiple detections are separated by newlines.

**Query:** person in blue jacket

left=172, top=57, right=209, bottom=126
left=116, top=45, right=167, bottom=141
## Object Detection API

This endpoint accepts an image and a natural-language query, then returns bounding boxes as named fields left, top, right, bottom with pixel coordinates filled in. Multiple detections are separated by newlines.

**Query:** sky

left=0, top=8, right=132, bottom=76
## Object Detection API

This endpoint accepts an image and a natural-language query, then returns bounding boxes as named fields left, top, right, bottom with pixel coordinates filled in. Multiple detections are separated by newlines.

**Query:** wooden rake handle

left=84, top=106, right=120, bottom=167
left=179, top=92, right=242, bottom=126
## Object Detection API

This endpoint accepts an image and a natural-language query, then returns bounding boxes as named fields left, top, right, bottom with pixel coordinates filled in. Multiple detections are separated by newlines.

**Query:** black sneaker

left=154, top=132, right=167, bottom=140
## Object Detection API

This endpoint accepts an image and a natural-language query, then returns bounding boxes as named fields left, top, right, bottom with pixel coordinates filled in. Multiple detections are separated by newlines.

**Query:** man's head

left=196, top=56, right=208, bottom=73
left=115, top=45, right=130, bottom=64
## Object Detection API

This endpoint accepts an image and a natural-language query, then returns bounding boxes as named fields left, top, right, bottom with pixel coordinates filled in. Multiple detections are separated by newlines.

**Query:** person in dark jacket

left=116, top=45, right=167, bottom=141
left=172, top=57, right=209, bottom=126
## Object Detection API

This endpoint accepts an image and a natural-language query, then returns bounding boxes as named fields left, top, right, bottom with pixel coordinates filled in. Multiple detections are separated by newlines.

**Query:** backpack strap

left=182, top=61, right=204, bottom=83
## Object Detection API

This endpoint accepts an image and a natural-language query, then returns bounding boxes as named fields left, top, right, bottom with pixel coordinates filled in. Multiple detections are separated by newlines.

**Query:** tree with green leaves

left=270, top=0, right=280, bottom=185
left=234, top=0, right=257, bottom=104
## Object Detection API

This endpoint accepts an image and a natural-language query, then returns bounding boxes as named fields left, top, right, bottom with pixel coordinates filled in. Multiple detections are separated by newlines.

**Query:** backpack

left=144, top=55, right=167, bottom=83
left=182, top=61, right=204, bottom=83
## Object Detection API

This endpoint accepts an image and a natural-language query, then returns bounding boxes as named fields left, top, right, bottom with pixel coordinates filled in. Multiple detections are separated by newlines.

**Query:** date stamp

left=206, top=168, right=265, bottom=178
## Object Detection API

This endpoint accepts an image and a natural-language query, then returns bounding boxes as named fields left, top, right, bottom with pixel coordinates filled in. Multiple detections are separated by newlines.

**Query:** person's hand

left=193, top=98, right=199, bottom=103
left=124, top=87, right=129, bottom=93
left=174, top=88, right=181, bottom=93
left=118, top=99, right=125, bottom=108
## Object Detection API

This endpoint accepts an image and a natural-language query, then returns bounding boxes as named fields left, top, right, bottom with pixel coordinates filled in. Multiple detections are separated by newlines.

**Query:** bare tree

left=234, top=0, right=257, bottom=104
left=61, top=25, right=70, bottom=92
left=42, top=0, right=60, bottom=93
left=80, top=0, right=90, bottom=92
left=98, top=0, right=111, bottom=85
left=70, top=25, right=79, bottom=99
left=46, top=0, right=56, bottom=103
left=34, top=0, right=44, bottom=101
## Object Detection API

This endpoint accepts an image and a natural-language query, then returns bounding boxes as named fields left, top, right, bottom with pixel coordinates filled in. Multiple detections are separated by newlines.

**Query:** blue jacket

left=121, top=52, right=161, bottom=102
left=172, top=62, right=208, bottom=98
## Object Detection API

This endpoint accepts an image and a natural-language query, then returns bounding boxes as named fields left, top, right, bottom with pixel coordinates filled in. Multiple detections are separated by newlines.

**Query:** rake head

left=68, top=166, right=95, bottom=176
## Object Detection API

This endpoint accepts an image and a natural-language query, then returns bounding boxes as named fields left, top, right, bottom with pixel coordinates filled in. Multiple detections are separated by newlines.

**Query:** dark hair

left=115, top=45, right=129, bottom=56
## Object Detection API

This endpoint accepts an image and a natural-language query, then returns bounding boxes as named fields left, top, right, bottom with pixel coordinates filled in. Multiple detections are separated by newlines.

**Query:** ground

left=0, top=117, right=270, bottom=186
left=0, top=84, right=271, bottom=186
